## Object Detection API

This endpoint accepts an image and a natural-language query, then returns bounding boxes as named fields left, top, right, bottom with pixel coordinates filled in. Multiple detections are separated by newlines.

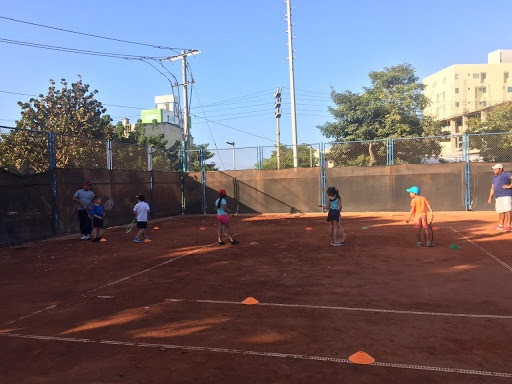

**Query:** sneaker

left=231, top=240, right=239, bottom=245
left=133, top=238, right=142, bottom=243
left=505, top=226, right=512, bottom=232
left=92, top=238, right=100, bottom=243
left=416, top=242, right=422, bottom=247
left=218, top=241, right=225, bottom=245
left=494, top=225, right=505, bottom=231
left=144, top=236, right=150, bottom=240
left=86, top=235, right=91, bottom=240
left=80, top=235, right=87, bottom=240
left=427, top=242, right=434, bottom=247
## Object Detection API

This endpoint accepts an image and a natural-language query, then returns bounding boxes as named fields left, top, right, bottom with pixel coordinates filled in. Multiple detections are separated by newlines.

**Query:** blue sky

left=1, top=0, right=511, bottom=151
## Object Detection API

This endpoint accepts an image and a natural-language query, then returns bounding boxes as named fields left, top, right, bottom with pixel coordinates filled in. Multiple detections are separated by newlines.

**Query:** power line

left=190, top=114, right=275, bottom=143
left=0, top=37, right=163, bottom=60
left=0, top=90, right=148, bottom=110
left=0, top=15, right=190, bottom=52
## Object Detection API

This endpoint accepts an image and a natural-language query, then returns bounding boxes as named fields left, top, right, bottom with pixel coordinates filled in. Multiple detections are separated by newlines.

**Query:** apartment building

left=423, top=49, right=512, bottom=134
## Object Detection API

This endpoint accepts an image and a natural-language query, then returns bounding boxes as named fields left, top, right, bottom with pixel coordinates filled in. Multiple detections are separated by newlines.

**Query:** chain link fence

left=324, top=140, right=388, bottom=167
left=55, top=134, right=108, bottom=169
left=392, top=135, right=462, bottom=164
left=0, top=127, right=49, bottom=174
left=261, top=144, right=320, bottom=169
left=468, top=133, right=512, bottom=163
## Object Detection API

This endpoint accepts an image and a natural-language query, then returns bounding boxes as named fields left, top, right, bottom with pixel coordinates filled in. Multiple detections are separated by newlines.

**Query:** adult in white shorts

left=488, top=164, right=512, bottom=231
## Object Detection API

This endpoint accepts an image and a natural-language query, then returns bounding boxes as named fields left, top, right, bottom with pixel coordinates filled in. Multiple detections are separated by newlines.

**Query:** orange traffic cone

left=348, top=351, right=375, bottom=365
left=242, top=297, right=259, bottom=305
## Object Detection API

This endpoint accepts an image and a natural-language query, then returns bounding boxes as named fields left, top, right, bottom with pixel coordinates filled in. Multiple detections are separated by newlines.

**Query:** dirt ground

left=1, top=212, right=512, bottom=383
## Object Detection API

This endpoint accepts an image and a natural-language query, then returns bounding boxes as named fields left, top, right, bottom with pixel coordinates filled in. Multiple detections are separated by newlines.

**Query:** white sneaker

left=80, top=235, right=87, bottom=240
left=416, top=242, right=422, bottom=247
left=86, top=235, right=91, bottom=240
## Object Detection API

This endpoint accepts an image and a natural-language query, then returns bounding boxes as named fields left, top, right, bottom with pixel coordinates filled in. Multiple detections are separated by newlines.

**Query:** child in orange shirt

left=405, top=186, right=434, bottom=247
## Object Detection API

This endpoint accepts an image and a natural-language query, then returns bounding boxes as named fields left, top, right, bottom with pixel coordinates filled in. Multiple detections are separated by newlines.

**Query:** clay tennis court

left=1, top=212, right=512, bottom=383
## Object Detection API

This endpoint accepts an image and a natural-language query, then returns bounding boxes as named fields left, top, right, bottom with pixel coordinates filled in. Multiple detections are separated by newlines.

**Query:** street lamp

left=226, top=141, right=236, bottom=170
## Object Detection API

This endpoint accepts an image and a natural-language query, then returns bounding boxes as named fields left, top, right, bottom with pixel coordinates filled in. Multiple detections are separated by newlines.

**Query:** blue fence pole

left=463, top=134, right=471, bottom=211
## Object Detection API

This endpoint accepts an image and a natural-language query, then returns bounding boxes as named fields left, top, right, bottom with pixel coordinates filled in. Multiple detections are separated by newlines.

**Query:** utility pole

left=226, top=141, right=236, bottom=170
left=166, top=50, right=201, bottom=153
left=285, top=0, right=298, bottom=167
left=274, top=87, right=282, bottom=169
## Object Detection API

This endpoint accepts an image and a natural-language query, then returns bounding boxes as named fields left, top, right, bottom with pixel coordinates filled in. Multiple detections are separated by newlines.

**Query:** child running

left=405, top=186, right=434, bottom=247
left=215, top=189, right=239, bottom=246
left=318, top=187, right=344, bottom=246
left=90, top=196, right=104, bottom=242
left=133, top=194, right=150, bottom=243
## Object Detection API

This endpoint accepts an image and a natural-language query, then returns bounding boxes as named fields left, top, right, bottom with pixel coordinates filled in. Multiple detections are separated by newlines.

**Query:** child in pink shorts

left=216, top=189, right=239, bottom=246
left=405, top=186, right=434, bottom=247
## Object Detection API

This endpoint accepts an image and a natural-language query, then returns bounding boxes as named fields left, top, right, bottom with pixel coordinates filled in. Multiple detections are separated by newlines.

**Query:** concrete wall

left=186, top=163, right=466, bottom=215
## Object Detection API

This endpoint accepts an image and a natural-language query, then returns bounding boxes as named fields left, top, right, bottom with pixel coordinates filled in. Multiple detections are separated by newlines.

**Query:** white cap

left=492, top=164, right=503, bottom=170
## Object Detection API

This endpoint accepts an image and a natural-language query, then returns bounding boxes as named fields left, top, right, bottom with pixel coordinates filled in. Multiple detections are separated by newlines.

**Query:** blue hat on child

left=406, top=186, right=420, bottom=194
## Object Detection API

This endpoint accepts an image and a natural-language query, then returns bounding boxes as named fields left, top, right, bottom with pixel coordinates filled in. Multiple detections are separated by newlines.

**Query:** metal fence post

left=47, top=132, right=58, bottom=233
left=200, top=147, right=207, bottom=214
left=182, top=140, right=187, bottom=172
left=147, top=145, right=152, bottom=172
left=463, top=134, right=471, bottom=211
left=106, top=140, right=113, bottom=170
left=320, top=142, right=326, bottom=212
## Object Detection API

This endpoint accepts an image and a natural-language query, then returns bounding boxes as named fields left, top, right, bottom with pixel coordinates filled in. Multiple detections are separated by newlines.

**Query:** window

left=443, top=92, right=445, bottom=102
left=508, top=87, right=512, bottom=93
left=455, top=102, right=460, bottom=107
left=455, top=88, right=459, bottom=94
left=482, top=87, right=487, bottom=93
left=480, top=101, right=487, bottom=107
left=481, top=73, right=486, bottom=83
left=506, top=72, right=510, bottom=83
left=473, top=73, right=480, bottom=78
left=455, top=74, right=459, bottom=79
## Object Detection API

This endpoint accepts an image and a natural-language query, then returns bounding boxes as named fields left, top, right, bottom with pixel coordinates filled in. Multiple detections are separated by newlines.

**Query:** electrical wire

left=0, top=15, right=190, bottom=52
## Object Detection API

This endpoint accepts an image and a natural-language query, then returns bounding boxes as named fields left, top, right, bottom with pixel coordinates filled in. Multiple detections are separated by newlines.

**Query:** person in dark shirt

left=488, top=164, right=512, bottom=231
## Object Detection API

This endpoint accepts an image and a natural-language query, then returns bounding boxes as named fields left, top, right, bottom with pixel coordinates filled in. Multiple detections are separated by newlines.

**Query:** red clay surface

left=1, top=212, right=512, bottom=383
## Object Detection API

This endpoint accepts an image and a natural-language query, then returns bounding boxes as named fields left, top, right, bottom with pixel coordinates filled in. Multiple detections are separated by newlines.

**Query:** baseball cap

left=137, top=194, right=145, bottom=201
left=492, top=164, right=503, bottom=170
left=406, top=186, right=420, bottom=194
left=83, top=181, right=92, bottom=186
left=219, top=189, right=226, bottom=196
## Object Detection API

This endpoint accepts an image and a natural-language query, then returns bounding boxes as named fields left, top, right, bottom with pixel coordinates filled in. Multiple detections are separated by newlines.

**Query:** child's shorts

left=137, top=221, right=148, bottom=229
left=414, top=214, right=428, bottom=229
left=217, top=214, right=229, bottom=224
left=327, top=209, right=341, bottom=222
left=93, top=218, right=103, bottom=228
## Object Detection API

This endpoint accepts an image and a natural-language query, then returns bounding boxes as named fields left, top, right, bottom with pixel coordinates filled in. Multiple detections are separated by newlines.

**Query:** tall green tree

left=0, top=77, right=113, bottom=173
left=467, top=102, right=512, bottom=162
left=261, top=144, right=318, bottom=169
left=318, top=64, right=443, bottom=166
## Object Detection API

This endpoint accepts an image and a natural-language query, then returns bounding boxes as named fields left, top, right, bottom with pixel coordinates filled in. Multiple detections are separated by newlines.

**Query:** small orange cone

left=306, top=227, right=312, bottom=231
left=242, top=297, right=259, bottom=305
left=200, top=227, right=206, bottom=230
left=100, top=238, right=107, bottom=242
left=348, top=351, right=375, bottom=365
left=153, top=226, right=160, bottom=230
left=433, top=226, right=440, bottom=230
left=144, top=239, right=152, bottom=243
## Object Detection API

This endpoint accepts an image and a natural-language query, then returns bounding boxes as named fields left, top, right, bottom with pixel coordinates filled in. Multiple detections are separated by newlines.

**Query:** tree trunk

left=368, top=142, right=377, bottom=166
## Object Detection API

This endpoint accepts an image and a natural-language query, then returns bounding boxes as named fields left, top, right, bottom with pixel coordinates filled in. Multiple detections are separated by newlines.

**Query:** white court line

left=1, top=332, right=511, bottom=378
left=1, top=305, right=57, bottom=327
left=3, top=236, right=237, bottom=327
left=87, top=235, right=239, bottom=293
left=164, top=299, right=512, bottom=319
left=450, top=227, right=512, bottom=273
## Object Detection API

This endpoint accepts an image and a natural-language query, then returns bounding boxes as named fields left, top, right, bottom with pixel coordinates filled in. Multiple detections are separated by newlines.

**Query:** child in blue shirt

left=91, top=196, right=104, bottom=242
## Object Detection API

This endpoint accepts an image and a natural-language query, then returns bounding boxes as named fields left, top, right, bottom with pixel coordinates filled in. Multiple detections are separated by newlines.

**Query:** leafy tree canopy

left=318, top=63, right=444, bottom=166
left=261, top=144, right=318, bottom=169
